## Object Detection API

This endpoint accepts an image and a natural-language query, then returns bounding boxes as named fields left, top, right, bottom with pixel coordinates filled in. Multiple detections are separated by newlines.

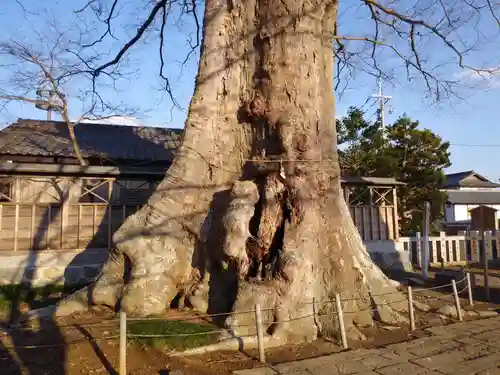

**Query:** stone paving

left=233, top=316, right=500, bottom=375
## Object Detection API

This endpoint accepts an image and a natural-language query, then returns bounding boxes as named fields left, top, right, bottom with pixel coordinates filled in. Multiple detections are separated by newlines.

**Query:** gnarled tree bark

left=37, top=0, right=410, bottom=343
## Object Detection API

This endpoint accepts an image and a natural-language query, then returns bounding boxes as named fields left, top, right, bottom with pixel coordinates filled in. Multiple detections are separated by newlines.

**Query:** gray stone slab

left=389, top=337, right=462, bottom=358
left=454, top=336, right=492, bottom=346
left=380, top=351, right=418, bottom=361
left=359, top=355, right=406, bottom=371
left=275, top=357, right=338, bottom=375
left=438, top=353, right=500, bottom=375
left=336, top=360, right=367, bottom=375
left=460, top=343, right=500, bottom=357
left=477, top=367, right=500, bottom=375
left=411, top=349, right=470, bottom=371
left=326, top=348, right=391, bottom=363
left=233, top=368, right=278, bottom=375
left=473, top=331, right=500, bottom=342
left=375, top=362, right=428, bottom=375
left=469, top=317, right=500, bottom=327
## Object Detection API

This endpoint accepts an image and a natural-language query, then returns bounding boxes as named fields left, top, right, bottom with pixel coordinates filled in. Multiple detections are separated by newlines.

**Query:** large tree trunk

left=39, top=0, right=409, bottom=343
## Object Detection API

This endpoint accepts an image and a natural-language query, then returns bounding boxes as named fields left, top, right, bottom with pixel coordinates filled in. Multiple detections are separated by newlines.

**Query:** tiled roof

left=447, top=190, right=500, bottom=205
left=443, top=171, right=500, bottom=188
left=0, top=119, right=182, bottom=163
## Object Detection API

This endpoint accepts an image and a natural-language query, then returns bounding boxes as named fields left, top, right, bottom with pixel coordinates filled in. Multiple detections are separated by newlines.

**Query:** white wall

left=445, top=205, right=455, bottom=221
left=452, top=204, right=500, bottom=221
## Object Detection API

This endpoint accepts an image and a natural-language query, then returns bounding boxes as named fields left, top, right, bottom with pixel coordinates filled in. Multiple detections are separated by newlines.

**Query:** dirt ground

left=0, top=271, right=499, bottom=375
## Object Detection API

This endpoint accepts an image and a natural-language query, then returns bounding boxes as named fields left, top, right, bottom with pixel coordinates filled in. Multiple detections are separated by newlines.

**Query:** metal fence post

left=254, top=304, right=265, bottom=363
left=451, top=280, right=463, bottom=321
left=408, top=286, right=416, bottom=331
left=120, top=311, right=127, bottom=375
left=335, top=294, right=348, bottom=349
left=466, top=272, right=474, bottom=307
left=482, top=231, right=490, bottom=302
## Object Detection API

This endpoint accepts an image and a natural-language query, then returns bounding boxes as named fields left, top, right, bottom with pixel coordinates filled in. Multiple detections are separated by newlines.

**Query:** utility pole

left=370, top=77, right=392, bottom=135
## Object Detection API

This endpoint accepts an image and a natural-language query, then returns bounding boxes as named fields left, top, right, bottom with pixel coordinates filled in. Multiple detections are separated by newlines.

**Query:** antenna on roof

left=35, top=88, right=65, bottom=121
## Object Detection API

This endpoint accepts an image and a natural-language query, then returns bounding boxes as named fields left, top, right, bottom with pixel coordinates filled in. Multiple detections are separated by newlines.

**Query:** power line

left=449, top=143, right=500, bottom=148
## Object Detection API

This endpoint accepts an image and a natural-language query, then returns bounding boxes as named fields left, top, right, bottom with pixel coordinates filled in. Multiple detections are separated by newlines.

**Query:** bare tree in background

left=0, top=23, right=135, bottom=166
left=11, top=0, right=499, bottom=345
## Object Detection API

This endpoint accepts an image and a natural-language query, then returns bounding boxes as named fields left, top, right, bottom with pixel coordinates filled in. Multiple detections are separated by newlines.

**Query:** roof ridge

left=15, top=118, right=182, bottom=132
left=0, top=118, right=183, bottom=163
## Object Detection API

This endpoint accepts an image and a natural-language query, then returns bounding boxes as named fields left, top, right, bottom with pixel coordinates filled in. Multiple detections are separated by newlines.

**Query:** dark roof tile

left=0, top=119, right=182, bottom=163
left=447, top=190, right=500, bottom=205
left=443, top=170, right=500, bottom=188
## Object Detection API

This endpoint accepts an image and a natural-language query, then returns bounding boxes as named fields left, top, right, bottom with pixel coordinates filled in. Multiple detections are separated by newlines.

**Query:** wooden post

left=0, top=204, right=3, bottom=232
left=451, top=280, right=463, bottom=321
left=439, top=231, right=447, bottom=265
left=77, top=205, right=82, bottom=249
left=392, top=187, right=399, bottom=240
left=408, top=286, right=415, bottom=331
left=484, top=231, right=492, bottom=261
left=108, top=180, right=114, bottom=248
left=335, top=294, right=348, bottom=349
left=30, top=205, right=36, bottom=249
left=60, top=204, right=66, bottom=250
left=415, top=232, right=422, bottom=268
left=495, top=230, right=500, bottom=261
left=458, top=231, right=467, bottom=262
left=254, top=304, right=265, bottom=363
left=422, top=202, right=430, bottom=279
left=482, top=231, right=490, bottom=302
left=93, top=205, right=97, bottom=239
left=470, top=231, right=480, bottom=263
left=13, top=204, right=19, bottom=251
left=119, top=311, right=127, bottom=375
left=466, top=272, right=474, bottom=307
left=343, top=185, right=350, bottom=203
left=46, top=205, right=52, bottom=250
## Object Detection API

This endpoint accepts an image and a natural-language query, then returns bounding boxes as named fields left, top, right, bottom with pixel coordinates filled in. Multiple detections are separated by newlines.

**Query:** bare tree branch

left=81, top=0, right=120, bottom=48
left=92, top=0, right=167, bottom=78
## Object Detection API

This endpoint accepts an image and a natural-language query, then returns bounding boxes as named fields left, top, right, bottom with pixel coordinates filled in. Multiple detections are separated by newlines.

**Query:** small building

left=0, top=119, right=405, bottom=285
left=441, top=170, right=500, bottom=234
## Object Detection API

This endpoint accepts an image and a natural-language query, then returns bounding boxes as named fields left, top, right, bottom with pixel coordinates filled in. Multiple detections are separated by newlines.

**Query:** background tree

left=6, top=0, right=497, bottom=346
left=338, top=109, right=451, bottom=235
left=0, top=24, right=135, bottom=166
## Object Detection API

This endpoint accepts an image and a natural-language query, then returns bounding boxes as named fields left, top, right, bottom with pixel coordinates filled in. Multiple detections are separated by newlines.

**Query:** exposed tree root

left=28, top=178, right=416, bottom=344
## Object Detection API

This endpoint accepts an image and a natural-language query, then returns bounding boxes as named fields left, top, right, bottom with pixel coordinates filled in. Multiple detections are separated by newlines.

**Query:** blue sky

left=2, top=0, right=500, bottom=181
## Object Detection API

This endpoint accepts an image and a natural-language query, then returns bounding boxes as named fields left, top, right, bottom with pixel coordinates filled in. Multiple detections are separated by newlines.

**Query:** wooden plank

left=77, top=205, right=82, bottom=249
left=392, top=188, right=399, bottom=240
left=358, top=207, right=363, bottom=239
left=387, top=206, right=394, bottom=240
left=46, top=205, right=51, bottom=250
left=93, top=205, right=97, bottom=238
left=363, top=207, right=370, bottom=240
left=13, top=204, right=19, bottom=251
left=439, top=232, right=446, bottom=264
left=379, top=206, right=388, bottom=240
left=485, top=231, right=493, bottom=261
left=30, top=205, right=35, bottom=250
left=108, top=182, right=113, bottom=247
left=469, top=231, right=480, bottom=263
left=0, top=204, right=3, bottom=232
left=370, top=207, right=378, bottom=240
left=61, top=204, right=66, bottom=249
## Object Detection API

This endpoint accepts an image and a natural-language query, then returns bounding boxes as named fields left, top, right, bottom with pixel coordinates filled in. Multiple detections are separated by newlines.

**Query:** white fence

left=400, top=230, right=500, bottom=267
